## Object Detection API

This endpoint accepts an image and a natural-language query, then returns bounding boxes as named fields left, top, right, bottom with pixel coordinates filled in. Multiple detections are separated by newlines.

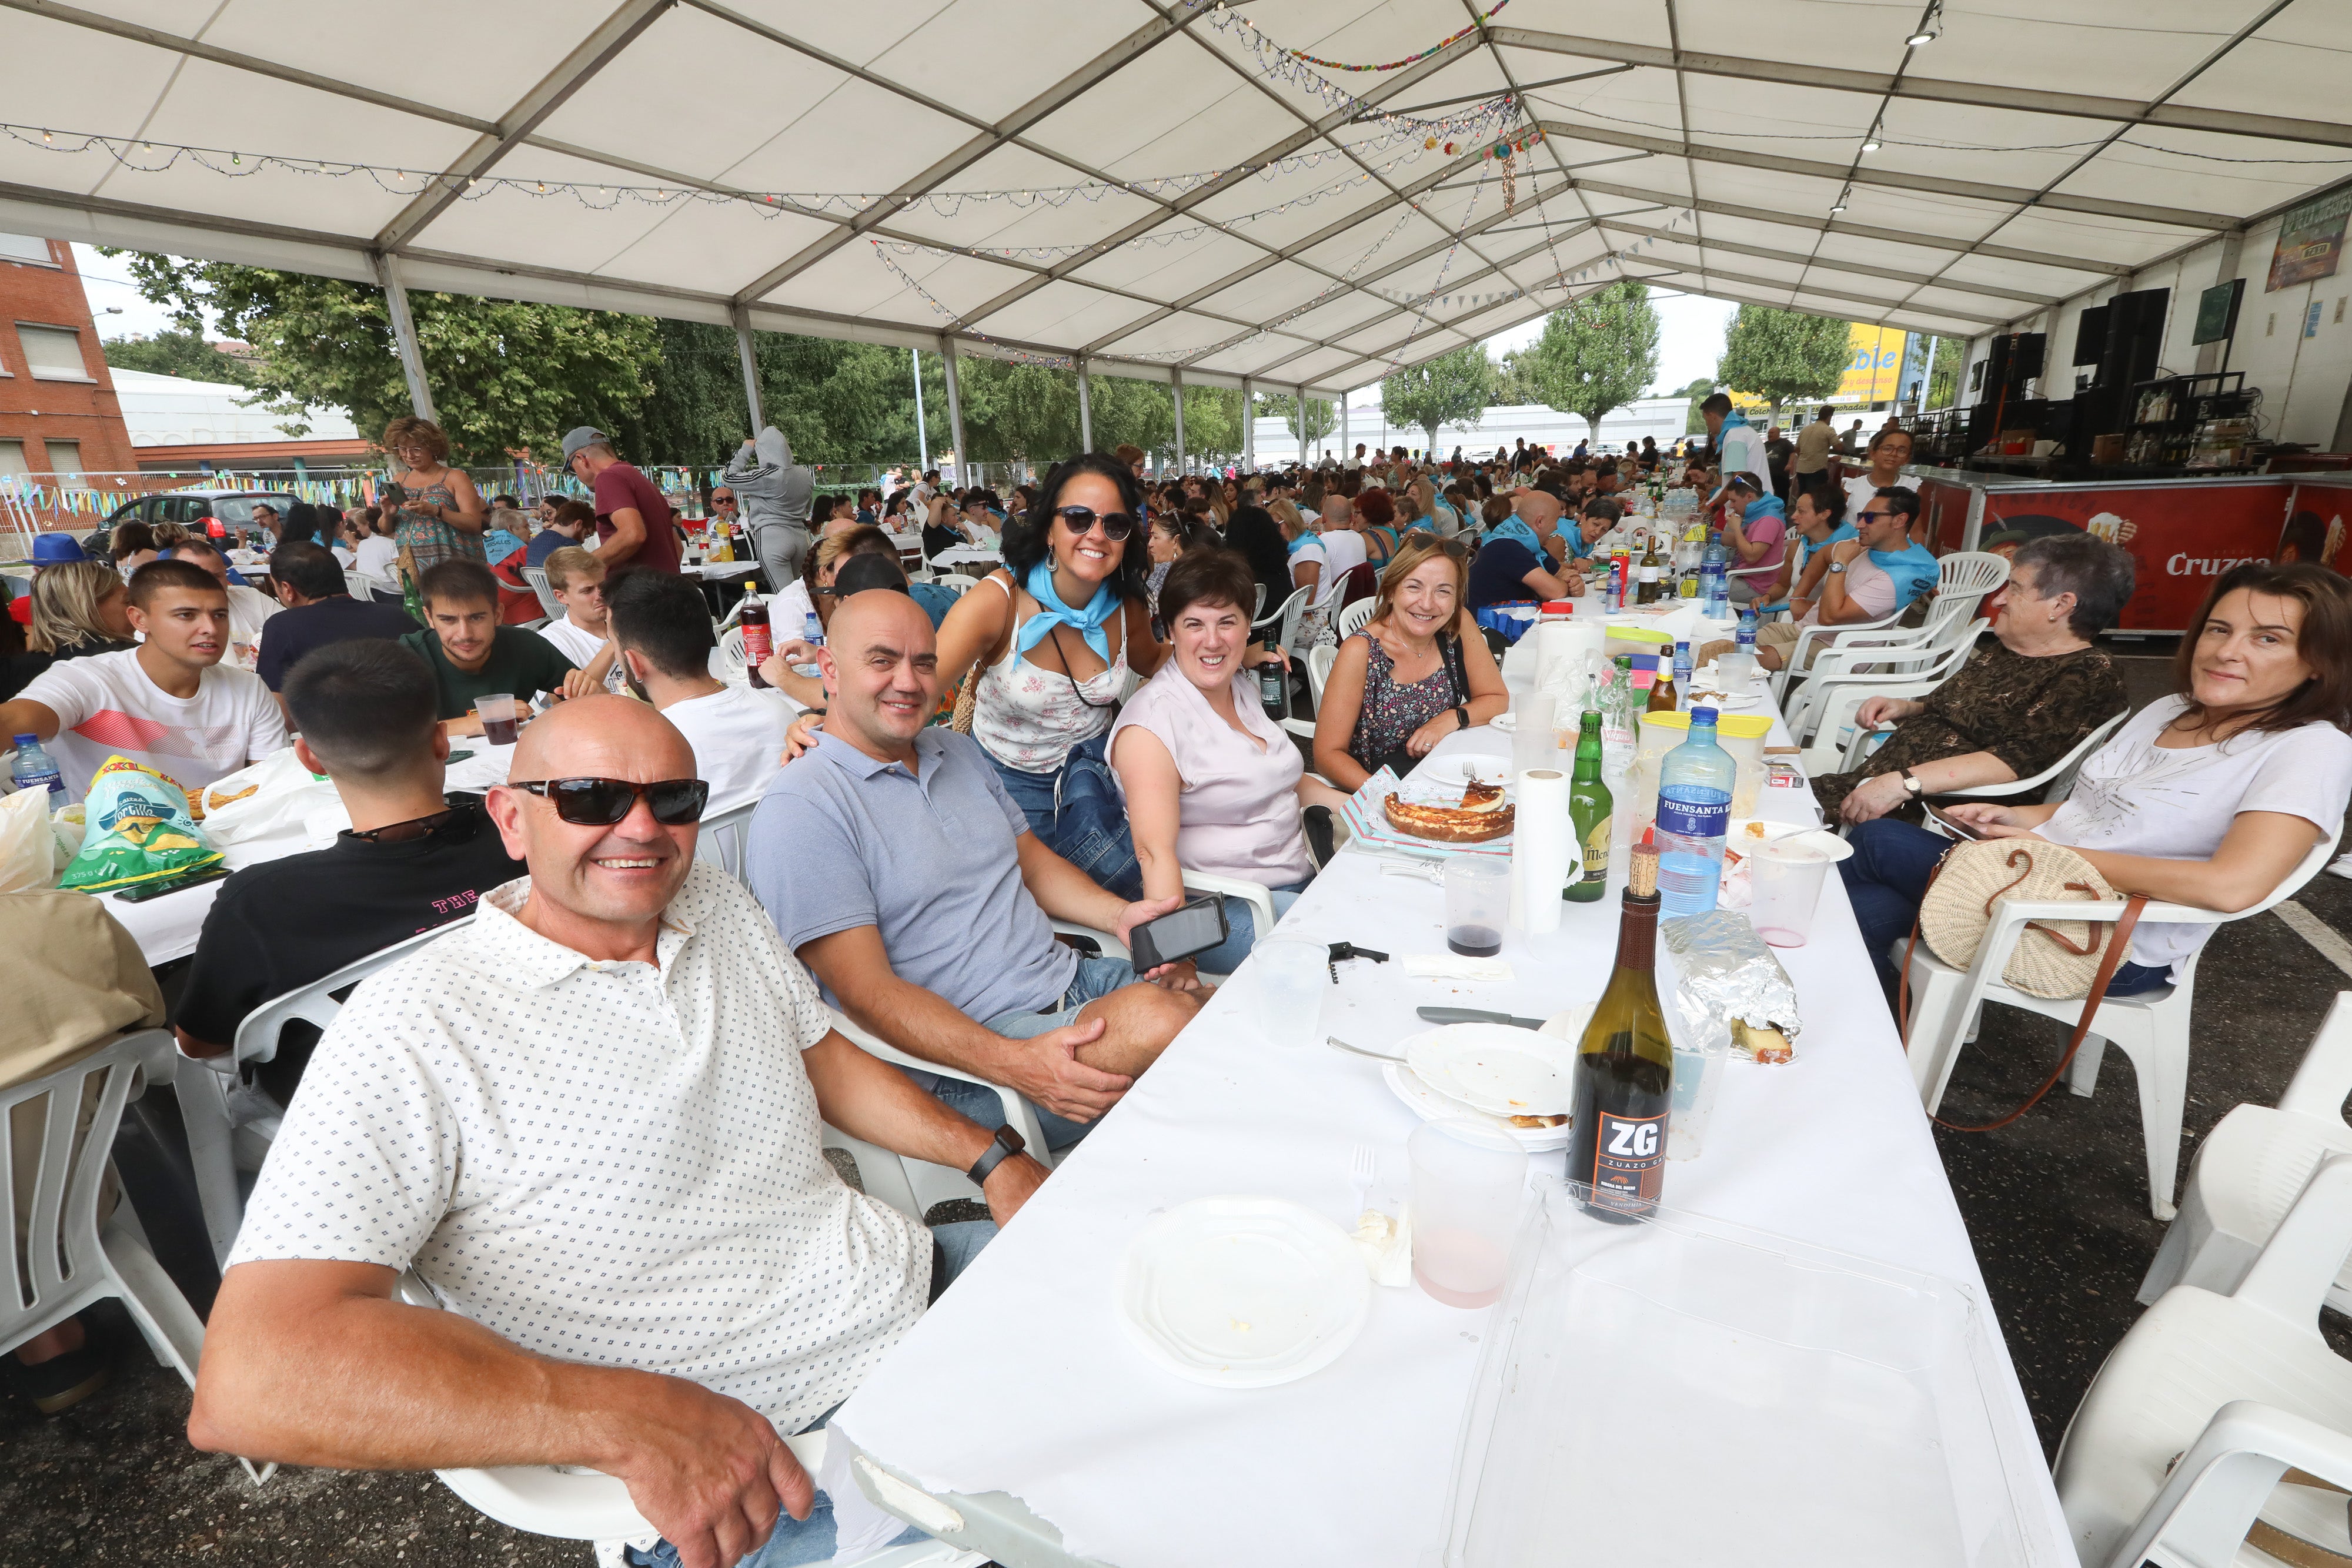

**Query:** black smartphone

left=1129, top=894, right=1229, bottom=972
left=114, top=864, right=232, bottom=903
left=1924, top=803, right=1986, bottom=841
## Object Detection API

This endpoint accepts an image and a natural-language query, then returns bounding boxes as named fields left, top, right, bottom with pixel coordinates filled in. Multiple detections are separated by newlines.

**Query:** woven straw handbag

left=1903, top=838, right=2149, bottom=1133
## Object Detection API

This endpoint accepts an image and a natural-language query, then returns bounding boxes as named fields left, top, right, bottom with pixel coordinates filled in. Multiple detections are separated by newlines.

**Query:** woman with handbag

left=1313, top=536, right=1509, bottom=790
left=1843, top=561, right=2352, bottom=995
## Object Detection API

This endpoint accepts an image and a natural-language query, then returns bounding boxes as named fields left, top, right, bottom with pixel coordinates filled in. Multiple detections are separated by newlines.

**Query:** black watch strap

left=965, top=1124, right=1026, bottom=1186
left=1455, top=704, right=1469, bottom=730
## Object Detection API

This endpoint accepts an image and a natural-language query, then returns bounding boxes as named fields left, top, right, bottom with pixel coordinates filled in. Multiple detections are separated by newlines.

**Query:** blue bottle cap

left=1690, top=706, right=1718, bottom=724
left=12, top=733, right=35, bottom=746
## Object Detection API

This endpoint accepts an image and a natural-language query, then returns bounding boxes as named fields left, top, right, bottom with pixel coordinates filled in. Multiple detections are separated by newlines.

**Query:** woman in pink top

left=1112, top=550, right=1349, bottom=974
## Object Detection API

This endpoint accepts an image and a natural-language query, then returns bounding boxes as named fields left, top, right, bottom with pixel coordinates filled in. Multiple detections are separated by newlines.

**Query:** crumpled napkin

left=1405, top=954, right=1515, bottom=982
left=1351, top=1207, right=1414, bottom=1287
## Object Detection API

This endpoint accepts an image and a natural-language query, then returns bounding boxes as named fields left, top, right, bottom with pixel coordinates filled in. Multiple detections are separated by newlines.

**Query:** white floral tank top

left=970, top=575, right=1128, bottom=774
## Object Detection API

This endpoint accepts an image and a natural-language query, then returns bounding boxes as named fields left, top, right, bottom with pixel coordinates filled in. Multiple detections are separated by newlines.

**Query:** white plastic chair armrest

left=1839, top=722, right=1896, bottom=770
left=826, top=1011, right=1050, bottom=1161
left=1180, top=871, right=1279, bottom=952
left=1051, top=920, right=1130, bottom=961
left=2278, top=993, right=2352, bottom=1119
left=2231, top=1151, right=2352, bottom=1321
left=1280, top=717, right=1318, bottom=742
left=2102, top=1399, right=2352, bottom=1568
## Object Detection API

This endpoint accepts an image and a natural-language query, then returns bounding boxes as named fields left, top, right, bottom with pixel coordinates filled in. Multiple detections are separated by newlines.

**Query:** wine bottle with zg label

left=1569, top=844, right=1672, bottom=1223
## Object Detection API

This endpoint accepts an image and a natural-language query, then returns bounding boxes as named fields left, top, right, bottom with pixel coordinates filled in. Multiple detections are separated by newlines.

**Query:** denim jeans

left=623, top=1224, right=997, bottom=1568
left=1190, top=880, right=1311, bottom=976
left=898, top=954, right=1138, bottom=1153
left=1842, top=819, right=2174, bottom=995
left=989, top=734, right=1145, bottom=900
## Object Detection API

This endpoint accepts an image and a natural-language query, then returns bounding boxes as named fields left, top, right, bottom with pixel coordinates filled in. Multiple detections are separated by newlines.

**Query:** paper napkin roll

left=1509, top=767, right=1576, bottom=935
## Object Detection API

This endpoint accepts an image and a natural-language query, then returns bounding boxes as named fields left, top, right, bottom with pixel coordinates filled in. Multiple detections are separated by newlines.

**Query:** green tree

left=1258, top=392, right=1335, bottom=454
left=1922, top=335, right=1969, bottom=412
left=1088, top=375, right=1175, bottom=464
left=1491, top=348, right=1543, bottom=406
left=101, top=330, right=258, bottom=386
left=1526, top=282, right=1662, bottom=443
left=1716, top=305, right=1850, bottom=425
left=1380, top=344, right=1492, bottom=453
left=1672, top=375, right=1718, bottom=436
left=108, top=253, right=660, bottom=464
left=1179, top=383, right=1243, bottom=467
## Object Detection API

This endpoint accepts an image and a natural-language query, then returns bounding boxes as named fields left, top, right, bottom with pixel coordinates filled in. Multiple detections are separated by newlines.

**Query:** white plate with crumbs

left=1119, top=1196, right=1371, bottom=1388
left=1402, top=1023, right=1576, bottom=1118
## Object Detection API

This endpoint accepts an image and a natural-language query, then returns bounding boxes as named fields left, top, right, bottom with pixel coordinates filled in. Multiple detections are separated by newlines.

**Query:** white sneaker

left=2327, top=852, right=2352, bottom=881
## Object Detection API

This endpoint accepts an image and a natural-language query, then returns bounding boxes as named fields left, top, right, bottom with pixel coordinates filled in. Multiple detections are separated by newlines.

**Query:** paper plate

left=1118, top=1196, right=1371, bottom=1389
left=1411, top=754, right=1512, bottom=792
left=1382, top=1062, right=1572, bottom=1152
left=1489, top=711, right=1517, bottom=734
left=1402, top=1022, right=1576, bottom=1117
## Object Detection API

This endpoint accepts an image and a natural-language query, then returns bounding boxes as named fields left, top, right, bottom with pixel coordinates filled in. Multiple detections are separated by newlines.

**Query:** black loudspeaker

left=1979, top=335, right=2010, bottom=404
left=2096, top=288, right=2170, bottom=390
left=2074, top=306, right=2110, bottom=367
left=2010, top=332, right=2046, bottom=385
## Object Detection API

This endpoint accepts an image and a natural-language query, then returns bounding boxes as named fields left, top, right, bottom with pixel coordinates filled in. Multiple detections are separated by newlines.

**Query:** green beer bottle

left=1565, top=708, right=1612, bottom=903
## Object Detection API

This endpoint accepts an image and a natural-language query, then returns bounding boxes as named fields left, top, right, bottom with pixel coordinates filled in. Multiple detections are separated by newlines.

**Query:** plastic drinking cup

left=1668, top=1032, right=1729, bottom=1162
left=1511, top=692, right=1557, bottom=777
left=476, top=692, right=520, bottom=746
left=1749, top=837, right=1835, bottom=947
left=1444, top=858, right=1510, bottom=957
left=1251, top=937, right=1328, bottom=1048
left=1409, top=1119, right=1529, bottom=1308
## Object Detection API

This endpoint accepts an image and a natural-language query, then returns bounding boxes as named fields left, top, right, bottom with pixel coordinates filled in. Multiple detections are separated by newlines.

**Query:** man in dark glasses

left=195, top=693, right=1045, bottom=1568
left=749, top=590, right=1203, bottom=1152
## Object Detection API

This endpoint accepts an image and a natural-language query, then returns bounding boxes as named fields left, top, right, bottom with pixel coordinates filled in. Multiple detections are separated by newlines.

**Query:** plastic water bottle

left=1672, top=638, right=1693, bottom=698
left=1735, top=607, right=1758, bottom=656
left=1701, top=533, right=1729, bottom=618
left=1656, top=707, right=1736, bottom=917
left=11, top=733, right=64, bottom=810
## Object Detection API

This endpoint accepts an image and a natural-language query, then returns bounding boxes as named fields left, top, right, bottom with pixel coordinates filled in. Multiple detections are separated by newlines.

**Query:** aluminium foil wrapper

left=1661, top=910, right=1802, bottom=1063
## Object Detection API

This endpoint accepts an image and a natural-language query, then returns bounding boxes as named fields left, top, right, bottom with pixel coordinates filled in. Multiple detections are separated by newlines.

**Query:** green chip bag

left=58, top=755, right=223, bottom=892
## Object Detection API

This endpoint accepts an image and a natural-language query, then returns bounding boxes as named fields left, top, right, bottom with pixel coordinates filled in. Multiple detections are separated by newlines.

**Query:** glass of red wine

left=1444, top=857, right=1508, bottom=957
left=477, top=692, right=521, bottom=747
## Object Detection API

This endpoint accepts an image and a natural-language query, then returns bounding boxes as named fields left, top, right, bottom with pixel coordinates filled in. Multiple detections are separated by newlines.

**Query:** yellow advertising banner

left=1838, top=325, right=1908, bottom=403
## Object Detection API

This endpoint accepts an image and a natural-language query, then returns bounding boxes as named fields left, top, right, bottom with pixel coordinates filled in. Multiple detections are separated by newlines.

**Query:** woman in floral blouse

left=1813, top=533, right=2134, bottom=823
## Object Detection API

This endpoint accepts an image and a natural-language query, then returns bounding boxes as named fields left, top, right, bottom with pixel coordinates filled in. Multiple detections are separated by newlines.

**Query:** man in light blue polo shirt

left=747, top=590, right=1201, bottom=1149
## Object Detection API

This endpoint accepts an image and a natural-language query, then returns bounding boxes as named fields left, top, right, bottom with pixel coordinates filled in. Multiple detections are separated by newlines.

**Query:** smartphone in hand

left=1129, top=895, right=1230, bottom=972
left=1924, top=803, right=1987, bottom=841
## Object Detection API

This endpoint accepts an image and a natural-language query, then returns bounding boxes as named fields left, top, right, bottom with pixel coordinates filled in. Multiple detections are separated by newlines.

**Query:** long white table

left=832, top=707, right=2072, bottom=1566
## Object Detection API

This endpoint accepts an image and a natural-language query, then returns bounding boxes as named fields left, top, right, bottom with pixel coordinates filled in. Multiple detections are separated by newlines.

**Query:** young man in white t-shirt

left=1755, top=499, right=1909, bottom=672
left=534, top=546, right=612, bottom=667
left=607, top=569, right=799, bottom=811
left=1, top=559, right=288, bottom=798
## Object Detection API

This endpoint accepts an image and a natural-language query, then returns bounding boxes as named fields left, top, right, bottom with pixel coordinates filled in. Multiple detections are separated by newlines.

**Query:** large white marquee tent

left=2, top=0, right=2349, bottom=437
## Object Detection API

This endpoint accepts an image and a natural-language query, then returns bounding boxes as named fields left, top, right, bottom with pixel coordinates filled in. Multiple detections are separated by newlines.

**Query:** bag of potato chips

left=58, top=755, right=222, bottom=892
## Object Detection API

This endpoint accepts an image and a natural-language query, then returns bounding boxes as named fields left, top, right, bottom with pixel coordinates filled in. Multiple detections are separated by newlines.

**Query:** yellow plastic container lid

left=1640, top=708, right=1773, bottom=739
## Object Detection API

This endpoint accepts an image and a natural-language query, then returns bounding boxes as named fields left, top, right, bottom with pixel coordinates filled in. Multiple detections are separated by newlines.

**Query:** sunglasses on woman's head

left=1051, top=504, right=1137, bottom=541
left=507, top=777, right=710, bottom=826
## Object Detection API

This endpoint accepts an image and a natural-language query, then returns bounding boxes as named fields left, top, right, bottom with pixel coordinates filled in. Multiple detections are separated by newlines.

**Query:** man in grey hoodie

left=723, top=426, right=816, bottom=589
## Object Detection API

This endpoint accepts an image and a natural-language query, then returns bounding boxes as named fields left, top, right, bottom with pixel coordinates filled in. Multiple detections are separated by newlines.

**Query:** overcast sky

left=78, top=243, right=1735, bottom=405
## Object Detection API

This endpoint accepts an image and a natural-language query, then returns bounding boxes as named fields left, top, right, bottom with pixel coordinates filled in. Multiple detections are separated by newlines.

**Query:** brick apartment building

left=0, top=233, right=137, bottom=482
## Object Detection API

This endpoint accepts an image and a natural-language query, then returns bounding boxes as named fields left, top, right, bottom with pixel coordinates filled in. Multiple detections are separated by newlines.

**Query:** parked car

left=91, top=489, right=300, bottom=556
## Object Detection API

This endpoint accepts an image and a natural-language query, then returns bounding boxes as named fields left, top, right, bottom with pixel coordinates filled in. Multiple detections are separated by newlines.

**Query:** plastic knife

left=1416, top=1005, right=1547, bottom=1031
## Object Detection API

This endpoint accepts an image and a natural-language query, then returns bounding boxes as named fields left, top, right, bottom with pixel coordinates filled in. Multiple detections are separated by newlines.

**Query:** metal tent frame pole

left=1077, top=356, right=1093, bottom=452
left=1297, top=383, right=1308, bottom=463
left=911, top=349, right=929, bottom=476
left=1170, top=367, right=1185, bottom=477
left=731, top=305, right=763, bottom=430
left=940, top=336, right=966, bottom=486
left=1241, top=377, right=1254, bottom=471
left=1340, top=393, right=1350, bottom=463
left=372, top=253, right=435, bottom=423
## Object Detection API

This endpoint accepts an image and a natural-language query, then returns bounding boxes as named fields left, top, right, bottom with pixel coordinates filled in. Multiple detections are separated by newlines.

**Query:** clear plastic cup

left=1749, top=837, right=1836, bottom=947
left=1409, top=1119, right=1529, bottom=1308
left=1251, top=937, right=1328, bottom=1048
left=476, top=692, right=520, bottom=746
left=1444, top=858, right=1509, bottom=957
left=1511, top=692, right=1557, bottom=777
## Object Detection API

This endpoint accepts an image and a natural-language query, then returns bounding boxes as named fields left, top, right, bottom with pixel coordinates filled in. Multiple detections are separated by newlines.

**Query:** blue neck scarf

left=1486, top=513, right=1547, bottom=559
left=1285, top=532, right=1315, bottom=557
left=1015, top=559, right=1121, bottom=660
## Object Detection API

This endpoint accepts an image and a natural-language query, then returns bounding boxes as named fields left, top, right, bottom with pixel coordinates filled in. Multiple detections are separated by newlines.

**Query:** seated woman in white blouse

left=1843, top=561, right=2352, bottom=992
left=1112, top=549, right=1351, bottom=975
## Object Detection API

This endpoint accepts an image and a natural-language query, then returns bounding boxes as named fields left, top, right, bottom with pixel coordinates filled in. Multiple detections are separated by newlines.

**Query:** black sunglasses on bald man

left=507, top=777, right=710, bottom=826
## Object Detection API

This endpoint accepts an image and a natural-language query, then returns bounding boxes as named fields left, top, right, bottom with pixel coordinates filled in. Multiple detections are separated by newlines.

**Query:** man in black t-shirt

left=1465, top=477, right=1584, bottom=610
left=254, top=541, right=417, bottom=693
left=174, top=638, right=525, bottom=1106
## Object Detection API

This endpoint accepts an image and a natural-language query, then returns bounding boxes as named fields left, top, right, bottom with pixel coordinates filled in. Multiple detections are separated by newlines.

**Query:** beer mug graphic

left=2087, top=512, right=2126, bottom=544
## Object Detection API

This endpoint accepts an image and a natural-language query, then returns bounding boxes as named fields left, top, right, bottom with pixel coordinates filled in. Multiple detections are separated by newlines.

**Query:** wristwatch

left=965, top=1124, right=1027, bottom=1186
left=1826, top=560, right=1847, bottom=574
left=1900, top=768, right=1925, bottom=798
left=1454, top=704, right=1469, bottom=731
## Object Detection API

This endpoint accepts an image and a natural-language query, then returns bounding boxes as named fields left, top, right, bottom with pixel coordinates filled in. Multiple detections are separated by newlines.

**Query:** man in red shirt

left=559, top=427, right=681, bottom=574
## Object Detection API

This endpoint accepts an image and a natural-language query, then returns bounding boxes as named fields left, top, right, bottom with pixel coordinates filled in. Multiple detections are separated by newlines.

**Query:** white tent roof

left=1, top=0, right=2347, bottom=396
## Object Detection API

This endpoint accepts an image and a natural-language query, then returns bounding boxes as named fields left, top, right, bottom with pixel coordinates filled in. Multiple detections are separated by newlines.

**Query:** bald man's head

left=492, top=696, right=703, bottom=938
left=820, top=590, right=940, bottom=760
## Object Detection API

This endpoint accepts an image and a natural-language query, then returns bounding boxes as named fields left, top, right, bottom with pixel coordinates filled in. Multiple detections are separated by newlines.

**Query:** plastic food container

left=1440, top=1181, right=2049, bottom=1568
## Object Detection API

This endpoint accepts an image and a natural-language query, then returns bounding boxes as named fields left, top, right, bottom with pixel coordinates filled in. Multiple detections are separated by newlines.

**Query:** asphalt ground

left=7, top=640, right=2349, bottom=1560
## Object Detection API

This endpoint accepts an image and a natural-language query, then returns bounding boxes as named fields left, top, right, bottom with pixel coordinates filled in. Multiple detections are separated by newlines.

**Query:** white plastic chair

left=345, top=572, right=375, bottom=602
left=181, top=924, right=456, bottom=1268
left=1253, top=583, right=1311, bottom=656
left=1181, top=870, right=1279, bottom=977
left=821, top=1009, right=1052, bottom=1215
left=1336, top=597, right=1378, bottom=640
left=2, top=1032, right=211, bottom=1409
left=931, top=574, right=981, bottom=597
left=2053, top=1152, right=2352, bottom=1568
left=1901, top=830, right=2341, bottom=1219
left=522, top=565, right=562, bottom=620
left=2139, top=992, right=2352, bottom=1313
left=1771, top=550, right=2005, bottom=712
left=1783, top=621, right=1990, bottom=747
left=693, top=798, right=759, bottom=884
left=1937, top=710, right=2127, bottom=804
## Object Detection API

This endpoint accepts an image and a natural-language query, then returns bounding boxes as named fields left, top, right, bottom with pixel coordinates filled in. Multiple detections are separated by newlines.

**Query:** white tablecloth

left=833, top=713, right=2069, bottom=1566
left=687, top=559, right=767, bottom=582
left=927, top=546, right=1001, bottom=571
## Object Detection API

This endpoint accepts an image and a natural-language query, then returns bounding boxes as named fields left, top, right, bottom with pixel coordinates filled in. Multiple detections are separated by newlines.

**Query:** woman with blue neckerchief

left=926, top=453, right=1170, bottom=898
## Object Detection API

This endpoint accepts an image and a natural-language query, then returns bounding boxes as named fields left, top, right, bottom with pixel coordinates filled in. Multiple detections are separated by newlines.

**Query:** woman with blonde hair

left=380, top=415, right=486, bottom=573
left=1312, top=534, right=1508, bottom=788
left=29, top=560, right=138, bottom=660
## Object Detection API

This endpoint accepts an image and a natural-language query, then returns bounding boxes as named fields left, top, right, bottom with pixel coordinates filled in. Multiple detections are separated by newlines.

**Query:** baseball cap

left=559, top=427, right=609, bottom=464
left=31, top=533, right=88, bottom=564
